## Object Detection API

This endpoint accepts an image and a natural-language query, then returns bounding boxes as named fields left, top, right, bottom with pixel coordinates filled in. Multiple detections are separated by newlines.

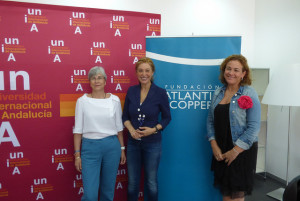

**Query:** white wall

left=254, top=0, right=300, bottom=69
left=4, top=0, right=300, bottom=182
left=254, top=0, right=300, bottom=182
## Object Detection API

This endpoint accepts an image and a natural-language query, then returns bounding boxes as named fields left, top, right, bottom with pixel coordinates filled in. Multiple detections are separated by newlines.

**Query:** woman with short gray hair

left=73, top=66, right=126, bottom=201
left=88, top=66, right=107, bottom=81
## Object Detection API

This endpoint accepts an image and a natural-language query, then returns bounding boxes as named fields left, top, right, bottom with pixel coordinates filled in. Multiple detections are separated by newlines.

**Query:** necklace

left=91, top=92, right=106, bottom=99
left=220, top=89, right=238, bottom=104
left=225, top=90, right=237, bottom=97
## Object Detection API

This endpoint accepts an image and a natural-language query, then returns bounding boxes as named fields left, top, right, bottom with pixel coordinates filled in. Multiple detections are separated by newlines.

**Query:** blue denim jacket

left=206, top=85, right=261, bottom=150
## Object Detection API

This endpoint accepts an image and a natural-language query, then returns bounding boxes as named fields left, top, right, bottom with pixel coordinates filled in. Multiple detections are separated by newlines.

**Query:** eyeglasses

left=90, top=76, right=105, bottom=81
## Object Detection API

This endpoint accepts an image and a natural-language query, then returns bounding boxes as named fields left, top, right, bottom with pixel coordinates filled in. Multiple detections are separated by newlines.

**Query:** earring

left=241, top=77, right=244, bottom=80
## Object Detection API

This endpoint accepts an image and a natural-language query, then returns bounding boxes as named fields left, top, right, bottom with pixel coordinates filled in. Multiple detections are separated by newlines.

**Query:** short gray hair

left=88, top=66, right=107, bottom=81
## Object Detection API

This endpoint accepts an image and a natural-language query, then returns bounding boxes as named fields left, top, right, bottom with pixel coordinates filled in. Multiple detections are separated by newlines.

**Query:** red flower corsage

left=237, top=95, right=253, bottom=109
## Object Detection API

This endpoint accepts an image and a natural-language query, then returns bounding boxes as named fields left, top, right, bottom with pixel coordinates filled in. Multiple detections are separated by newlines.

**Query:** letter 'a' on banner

left=146, top=36, right=241, bottom=201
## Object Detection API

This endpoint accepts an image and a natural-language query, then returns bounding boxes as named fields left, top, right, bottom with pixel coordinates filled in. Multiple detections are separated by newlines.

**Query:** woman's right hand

left=129, top=129, right=142, bottom=140
left=75, top=157, right=82, bottom=172
left=210, top=140, right=224, bottom=161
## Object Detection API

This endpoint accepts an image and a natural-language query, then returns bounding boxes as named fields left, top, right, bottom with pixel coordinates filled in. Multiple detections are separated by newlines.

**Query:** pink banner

left=0, top=1, right=160, bottom=201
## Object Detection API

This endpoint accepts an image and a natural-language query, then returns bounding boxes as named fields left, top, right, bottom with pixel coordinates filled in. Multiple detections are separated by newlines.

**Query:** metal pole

left=286, top=106, right=291, bottom=186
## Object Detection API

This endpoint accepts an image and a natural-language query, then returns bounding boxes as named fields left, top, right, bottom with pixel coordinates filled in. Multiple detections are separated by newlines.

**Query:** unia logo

left=2, top=37, right=26, bottom=62
left=51, top=148, right=73, bottom=171
left=116, top=168, right=127, bottom=190
left=7, top=152, right=30, bottom=175
left=147, top=18, right=161, bottom=36
left=110, top=15, right=129, bottom=37
left=73, top=174, right=83, bottom=195
left=90, top=41, right=110, bottom=64
left=70, top=12, right=91, bottom=34
left=48, top=39, right=70, bottom=63
left=70, top=69, right=89, bottom=92
left=129, top=43, right=144, bottom=64
left=25, top=8, right=48, bottom=32
left=31, top=178, right=53, bottom=200
left=110, top=70, right=131, bottom=92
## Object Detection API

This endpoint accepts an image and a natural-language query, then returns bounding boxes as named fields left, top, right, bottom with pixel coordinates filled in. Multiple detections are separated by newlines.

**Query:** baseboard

left=255, top=172, right=286, bottom=185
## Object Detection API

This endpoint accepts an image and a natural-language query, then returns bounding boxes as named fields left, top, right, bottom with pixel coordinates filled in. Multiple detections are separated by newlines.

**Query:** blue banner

left=146, top=36, right=241, bottom=201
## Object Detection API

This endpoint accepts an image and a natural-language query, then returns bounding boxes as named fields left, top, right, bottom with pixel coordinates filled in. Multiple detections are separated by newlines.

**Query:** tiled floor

left=247, top=120, right=287, bottom=201
left=246, top=174, right=285, bottom=201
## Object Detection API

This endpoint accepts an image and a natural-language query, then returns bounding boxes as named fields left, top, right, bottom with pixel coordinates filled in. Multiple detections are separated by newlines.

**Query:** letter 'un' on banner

left=146, top=36, right=241, bottom=201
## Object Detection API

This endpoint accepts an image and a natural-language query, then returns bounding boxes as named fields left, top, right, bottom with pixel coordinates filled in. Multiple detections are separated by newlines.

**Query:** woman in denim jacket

left=207, top=55, right=261, bottom=201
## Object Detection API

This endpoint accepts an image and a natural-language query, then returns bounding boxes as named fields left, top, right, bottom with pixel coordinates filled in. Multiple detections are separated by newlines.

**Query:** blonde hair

left=135, top=57, right=155, bottom=82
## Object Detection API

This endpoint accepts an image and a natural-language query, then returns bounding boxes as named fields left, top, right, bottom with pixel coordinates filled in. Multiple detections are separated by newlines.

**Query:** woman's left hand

left=222, top=149, right=239, bottom=166
left=120, top=150, right=126, bottom=165
left=136, top=127, right=156, bottom=137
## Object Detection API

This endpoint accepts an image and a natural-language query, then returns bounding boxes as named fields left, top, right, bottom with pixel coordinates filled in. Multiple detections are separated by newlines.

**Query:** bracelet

left=233, top=148, right=239, bottom=155
left=121, top=146, right=125, bottom=150
left=75, top=156, right=81, bottom=160
left=74, top=150, right=80, bottom=154
left=153, top=126, right=158, bottom=134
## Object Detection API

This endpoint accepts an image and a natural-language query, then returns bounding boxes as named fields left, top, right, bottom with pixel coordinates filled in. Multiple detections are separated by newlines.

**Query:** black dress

left=211, top=103, right=258, bottom=197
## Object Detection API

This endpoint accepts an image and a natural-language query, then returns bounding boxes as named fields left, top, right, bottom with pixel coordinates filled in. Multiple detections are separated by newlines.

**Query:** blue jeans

left=127, top=139, right=162, bottom=201
left=81, top=136, right=121, bottom=201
